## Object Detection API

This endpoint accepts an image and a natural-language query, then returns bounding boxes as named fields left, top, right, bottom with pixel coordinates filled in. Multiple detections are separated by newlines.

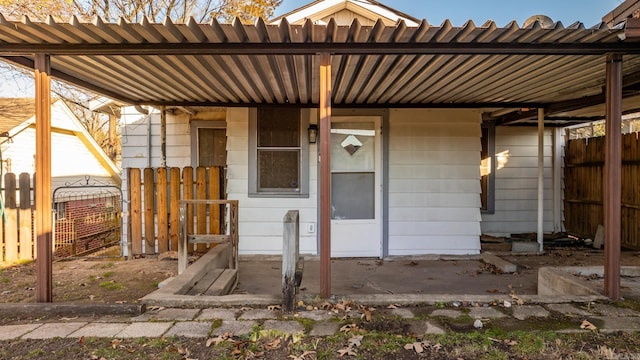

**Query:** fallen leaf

left=340, top=324, right=358, bottom=333
left=267, top=305, right=281, bottom=311
left=77, top=336, right=84, bottom=345
left=348, top=335, right=363, bottom=348
left=404, top=342, right=424, bottom=353
left=580, top=320, right=598, bottom=331
left=206, top=334, right=231, bottom=347
left=264, top=338, right=282, bottom=350
left=289, top=351, right=316, bottom=360
left=337, top=347, right=358, bottom=357
left=297, top=300, right=305, bottom=307
left=387, top=304, right=399, bottom=309
left=111, top=339, right=121, bottom=349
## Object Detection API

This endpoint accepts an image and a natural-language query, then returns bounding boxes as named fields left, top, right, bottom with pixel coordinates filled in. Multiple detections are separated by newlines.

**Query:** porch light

left=308, top=124, right=318, bottom=144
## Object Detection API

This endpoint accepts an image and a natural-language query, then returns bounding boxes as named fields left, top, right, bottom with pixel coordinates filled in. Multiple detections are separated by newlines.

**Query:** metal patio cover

left=1, top=15, right=640, bottom=121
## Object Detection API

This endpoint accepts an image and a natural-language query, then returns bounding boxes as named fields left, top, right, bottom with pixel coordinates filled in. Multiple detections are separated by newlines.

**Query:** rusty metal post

left=35, top=53, right=53, bottom=302
left=604, top=53, right=622, bottom=299
left=319, top=52, right=332, bottom=298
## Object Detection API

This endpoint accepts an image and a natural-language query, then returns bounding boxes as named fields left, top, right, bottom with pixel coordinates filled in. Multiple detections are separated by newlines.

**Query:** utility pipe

left=537, top=108, right=544, bottom=253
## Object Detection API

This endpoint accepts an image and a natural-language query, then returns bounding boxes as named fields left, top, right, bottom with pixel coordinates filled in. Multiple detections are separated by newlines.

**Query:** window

left=190, top=121, right=227, bottom=167
left=55, top=201, right=66, bottom=220
left=480, top=123, right=495, bottom=213
left=249, top=107, right=309, bottom=197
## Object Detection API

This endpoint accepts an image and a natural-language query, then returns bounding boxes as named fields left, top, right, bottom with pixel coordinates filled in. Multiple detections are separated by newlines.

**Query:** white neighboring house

left=0, top=98, right=121, bottom=193
left=114, top=0, right=565, bottom=257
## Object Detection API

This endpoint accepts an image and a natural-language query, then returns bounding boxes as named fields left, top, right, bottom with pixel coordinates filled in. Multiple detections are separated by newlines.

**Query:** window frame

left=249, top=107, right=309, bottom=198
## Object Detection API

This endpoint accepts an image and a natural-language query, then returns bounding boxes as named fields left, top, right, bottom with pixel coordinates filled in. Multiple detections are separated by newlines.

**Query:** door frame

left=318, top=108, right=390, bottom=258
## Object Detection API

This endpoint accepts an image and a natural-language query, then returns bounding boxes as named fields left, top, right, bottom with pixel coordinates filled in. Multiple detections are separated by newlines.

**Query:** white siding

left=388, top=109, right=482, bottom=255
left=481, top=127, right=554, bottom=235
left=226, top=108, right=318, bottom=255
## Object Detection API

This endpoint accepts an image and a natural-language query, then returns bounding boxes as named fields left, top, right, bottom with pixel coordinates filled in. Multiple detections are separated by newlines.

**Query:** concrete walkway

left=1, top=301, right=640, bottom=340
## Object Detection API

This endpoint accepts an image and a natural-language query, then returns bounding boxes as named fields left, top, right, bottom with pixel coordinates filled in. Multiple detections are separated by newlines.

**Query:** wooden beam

left=34, top=53, right=52, bottom=303
left=604, top=53, right=623, bottom=300
left=319, top=52, right=332, bottom=298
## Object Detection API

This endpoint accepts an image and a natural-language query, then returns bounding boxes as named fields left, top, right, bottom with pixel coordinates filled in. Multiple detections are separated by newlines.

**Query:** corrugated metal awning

left=1, top=15, right=640, bottom=122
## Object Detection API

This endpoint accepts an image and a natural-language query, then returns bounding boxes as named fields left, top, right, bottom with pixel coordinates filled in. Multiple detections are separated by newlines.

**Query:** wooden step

left=204, top=269, right=238, bottom=296
left=184, top=269, right=224, bottom=296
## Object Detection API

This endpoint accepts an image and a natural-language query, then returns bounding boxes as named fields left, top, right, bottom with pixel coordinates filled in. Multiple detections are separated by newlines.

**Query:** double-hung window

left=249, top=107, right=309, bottom=197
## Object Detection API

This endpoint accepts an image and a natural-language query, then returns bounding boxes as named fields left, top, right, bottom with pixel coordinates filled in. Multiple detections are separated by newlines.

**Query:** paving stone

left=594, top=316, right=640, bottom=332
left=309, top=322, right=340, bottom=336
left=545, top=303, right=592, bottom=316
left=196, top=308, right=237, bottom=321
left=263, top=320, right=304, bottom=334
left=407, top=320, right=446, bottom=335
left=296, top=310, right=335, bottom=321
left=70, top=323, right=128, bottom=338
left=132, top=308, right=200, bottom=322
left=512, top=305, right=550, bottom=320
left=212, top=321, right=256, bottom=336
left=165, top=321, right=212, bottom=338
left=389, top=308, right=415, bottom=319
left=591, top=304, right=640, bottom=317
left=238, top=309, right=279, bottom=320
left=22, top=322, right=87, bottom=339
left=0, top=324, right=41, bottom=340
left=116, top=322, right=173, bottom=338
left=431, top=309, right=463, bottom=319
left=468, top=307, right=506, bottom=319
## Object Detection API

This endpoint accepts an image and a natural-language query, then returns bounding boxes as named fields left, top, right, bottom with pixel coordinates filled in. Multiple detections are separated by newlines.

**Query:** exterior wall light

left=308, top=124, right=318, bottom=144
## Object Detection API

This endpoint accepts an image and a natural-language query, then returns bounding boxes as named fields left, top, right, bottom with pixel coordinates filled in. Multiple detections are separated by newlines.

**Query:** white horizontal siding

left=388, top=109, right=482, bottom=256
left=481, top=126, right=554, bottom=235
left=226, top=108, right=319, bottom=255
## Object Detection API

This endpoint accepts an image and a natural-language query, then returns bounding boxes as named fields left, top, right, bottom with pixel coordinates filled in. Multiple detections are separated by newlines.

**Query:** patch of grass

left=26, top=348, right=45, bottom=358
left=99, top=280, right=125, bottom=291
left=294, top=317, right=316, bottom=332
left=88, top=275, right=96, bottom=282
left=210, top=318, right=223, bottom=331
left=1, top=277, right=9, bottom=284
left=102, top=271, right=114, bottom=278
left=359, top=331, right=414, bottom=353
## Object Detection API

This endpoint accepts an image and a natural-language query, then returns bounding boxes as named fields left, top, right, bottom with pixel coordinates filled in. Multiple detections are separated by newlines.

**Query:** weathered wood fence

left=564, top=133, right=640, bottom=250
left=127, top=166, right=226, bottom=256
left=0, top=173, right=35, bottom=262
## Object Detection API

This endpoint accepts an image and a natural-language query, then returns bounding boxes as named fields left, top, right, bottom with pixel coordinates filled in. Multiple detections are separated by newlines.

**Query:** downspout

left=537, top=108, right=545, bottom=253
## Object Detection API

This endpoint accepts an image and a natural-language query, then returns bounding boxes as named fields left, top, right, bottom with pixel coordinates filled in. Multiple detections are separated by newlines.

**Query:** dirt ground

left=0, top=253, right=178, bottom=305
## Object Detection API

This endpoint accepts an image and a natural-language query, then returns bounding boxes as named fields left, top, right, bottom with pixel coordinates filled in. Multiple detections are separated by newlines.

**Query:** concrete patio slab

left=22, top=322, right=86, bottom=339
left=238, top=309, right=279, bottom=320
left=211, top=320, right=256, bottom=336
left=594, top=316, right=640, bottom=332
left=469, top=307, right=507, bottom=319
left=407, top=320, right=446, bottom=335
left=431, top=309, right=463, bottom=318
left=165, top=321, right=212, bottom=338
left=116, top=322, right=173, bottom=338
left=196, top=308, right=238, bottom=321
left=389, top=308, right=415, bottom=319
left=69, top=323, right=128, bottom=338
left=545, top=303, right=592, bottom=316
left=132, top=308, right=200, bottom=321
left=296, top=310, right=335, bottom=321
left=263, top=320, right=304, bottom=334
left=591, top=304, right=640, bottom=317
left=0, top=324, right=41, bottom=340
left=512, top=305, right=550, bottom=320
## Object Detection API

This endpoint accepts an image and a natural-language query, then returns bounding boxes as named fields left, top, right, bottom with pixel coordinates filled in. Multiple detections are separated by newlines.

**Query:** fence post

left=128, top=168, right=142, bottom=256
left=178, top=203, right=187, bottom=274
left=157, top=167, right=168, bottom=253
left=143, top=168, right=155, bottom=255
left=282, top=210, right=299, bottom=313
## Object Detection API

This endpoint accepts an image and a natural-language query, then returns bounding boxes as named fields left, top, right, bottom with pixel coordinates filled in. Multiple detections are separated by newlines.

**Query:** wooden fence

left=564, top=133, right=640, bottom=250
left=0, top=173, right=35, bottom=262
left=127, top=166, right=226, bottom=256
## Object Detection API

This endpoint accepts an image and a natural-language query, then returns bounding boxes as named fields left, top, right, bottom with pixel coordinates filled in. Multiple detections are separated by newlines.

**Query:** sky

left=0, top=0, right=626, bottom=98
left=274, top=0, right=622, bottom=27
